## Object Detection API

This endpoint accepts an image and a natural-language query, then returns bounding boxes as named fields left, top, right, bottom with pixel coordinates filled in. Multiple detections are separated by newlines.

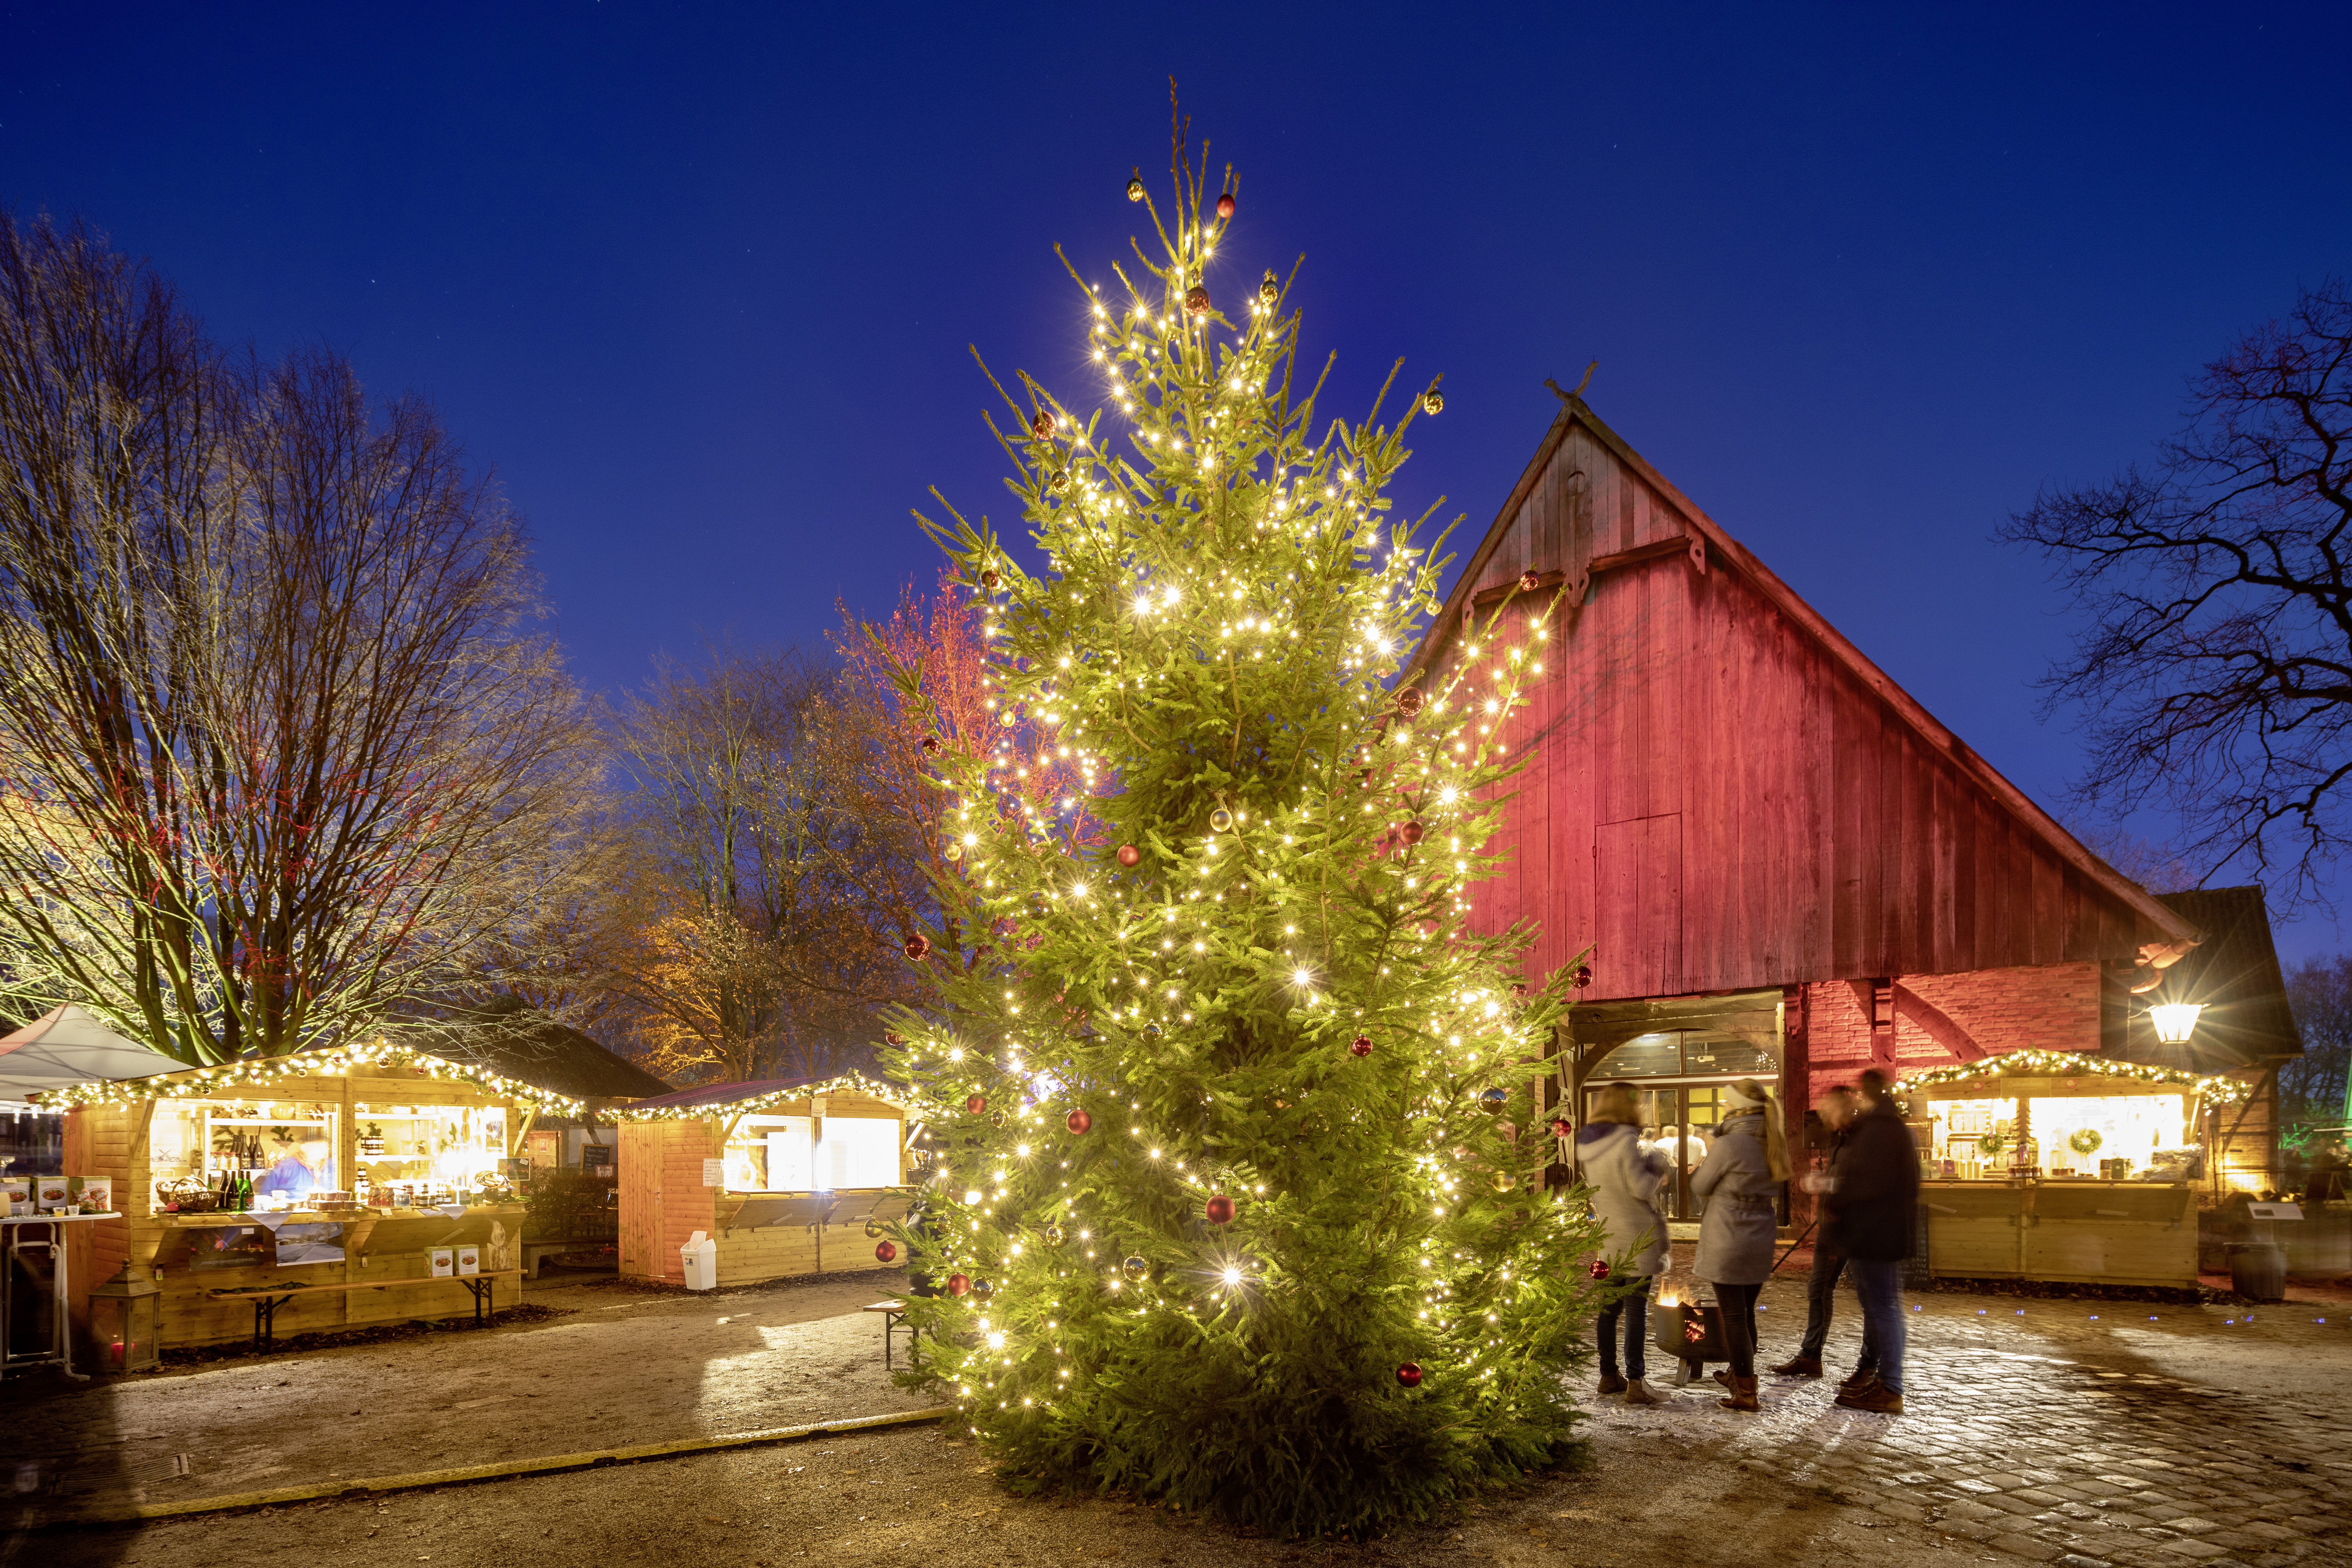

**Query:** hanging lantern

left=2149, top=1003, right=2204, bottom=1045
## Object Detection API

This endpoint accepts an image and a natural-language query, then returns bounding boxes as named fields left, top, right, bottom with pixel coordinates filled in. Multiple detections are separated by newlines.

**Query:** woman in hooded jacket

left=1689, top=1077, right=1789, bottom=1412
left=1574, top=1081, right=1668, bottom=1404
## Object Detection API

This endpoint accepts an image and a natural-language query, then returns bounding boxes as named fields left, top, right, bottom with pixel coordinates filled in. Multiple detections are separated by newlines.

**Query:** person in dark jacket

left=1771, top=1085, right=1877, bottom=1384
left=1825, top=1068, right=1918, bottom=1414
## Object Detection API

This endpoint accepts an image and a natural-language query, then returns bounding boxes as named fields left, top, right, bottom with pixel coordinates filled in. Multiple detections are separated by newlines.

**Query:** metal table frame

left=1, top=1211, right=123, bottom=1381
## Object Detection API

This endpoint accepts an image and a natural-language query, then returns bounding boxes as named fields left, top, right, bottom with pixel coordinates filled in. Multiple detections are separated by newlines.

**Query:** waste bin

left=680, top=1231, right=718, bottom=1291
left=2227, top=1242, right=2286, bottom=1302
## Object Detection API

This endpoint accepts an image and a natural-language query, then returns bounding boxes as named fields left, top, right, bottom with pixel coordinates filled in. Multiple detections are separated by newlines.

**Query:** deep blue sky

left=6, top=5, right=2350, bottom=951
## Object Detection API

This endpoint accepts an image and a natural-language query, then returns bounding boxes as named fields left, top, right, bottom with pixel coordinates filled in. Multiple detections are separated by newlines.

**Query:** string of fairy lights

left=882, top=158, right=1604, bottom=1444
left=607, top=1070, right=910, bottom=1123
left=34, top=1040, right=586, bottom=1116
left=1903, top=1050, right=2250, bottom=1107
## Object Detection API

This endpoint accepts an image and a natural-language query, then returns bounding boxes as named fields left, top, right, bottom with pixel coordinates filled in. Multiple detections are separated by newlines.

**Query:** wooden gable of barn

left=1420, top=392, right=2198, bottom=1002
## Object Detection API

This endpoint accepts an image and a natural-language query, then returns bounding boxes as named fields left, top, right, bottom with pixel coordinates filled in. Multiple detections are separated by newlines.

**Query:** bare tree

left=0, top=212, right=595, bottom=1063
left=2001, top=280, right=2352, bottom=907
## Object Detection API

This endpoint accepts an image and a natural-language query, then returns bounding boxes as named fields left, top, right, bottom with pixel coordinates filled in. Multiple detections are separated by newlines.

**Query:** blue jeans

left=1597, top=1274, right=1652, bottom=1379
left=1850, top=1258, right=1906, bottom=1394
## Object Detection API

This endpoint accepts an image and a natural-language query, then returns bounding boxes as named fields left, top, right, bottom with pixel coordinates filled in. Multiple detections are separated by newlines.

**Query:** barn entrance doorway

left=1567, top=992, right=1783, bottom=1223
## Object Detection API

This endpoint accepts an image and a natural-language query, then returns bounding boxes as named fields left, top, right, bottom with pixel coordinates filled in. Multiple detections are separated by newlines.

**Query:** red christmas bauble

left=920, top=734, right=943, bottom=756
left=1511, top=982, right=1528, bottom=998
left=947, top=1272, right=971, bottom=1296
left=981, top=569, right=1001, bottom=590
left=1031, top=410, right=1057, bottom=439
left=1185, top=285, right=1210, bottom=317
left=1588, top=1257, right=1610, bottom=1280
left=1204, top=1194, right=1234, bottom=1225
left=1519, top=569, right=1540, bottom=592
left=966, top=1094, right=987, bottom=1115
left=1349, top=1034, right=1373, bottom=1057
left=1395, top=1362, right=1423, bottom=1388
left=1116, top=844, right=1141, bottom=867
left=875, top=1240, right=898, bottom=1264
left=1395, top=687, right=1424, bottom=716
left=1400, top=820, right=1425, bottom=846
left=1215, top=192, right=1235, bottom=219
left=1066, top=1108, right=1092, bottom=1135
left=1550, top=1117, right=1573, bottom=1139
left=1572, top=964, right=1593, bottom=989
left=884, top=1030, right=903, bottom=1045
left=904, top=934, right=931, bottom=961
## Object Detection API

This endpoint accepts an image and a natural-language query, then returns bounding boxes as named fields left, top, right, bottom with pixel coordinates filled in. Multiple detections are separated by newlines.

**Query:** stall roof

left=0, top=1004, right=186, bottom=1098
left=2130, top=886, right=2303, bottom=1075
left=410, top=1003, right=673, bottom=1102
left=628, top=1077, right=822, bottom=1112
left=620, top=1070, right=907, bottom=1119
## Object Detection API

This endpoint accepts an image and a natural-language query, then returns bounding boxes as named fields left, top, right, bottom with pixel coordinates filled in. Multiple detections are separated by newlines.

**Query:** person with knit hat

left=1688, top=1076, right=1788, bottom=1412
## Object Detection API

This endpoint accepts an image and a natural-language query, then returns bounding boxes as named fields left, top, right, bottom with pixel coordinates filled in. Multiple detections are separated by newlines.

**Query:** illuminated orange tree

left=880, top=113, right=1604, bottom=1537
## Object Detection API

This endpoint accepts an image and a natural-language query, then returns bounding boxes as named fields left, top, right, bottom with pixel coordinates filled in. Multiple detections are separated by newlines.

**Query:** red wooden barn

left=1418, top=389, right=2295, bottom=1214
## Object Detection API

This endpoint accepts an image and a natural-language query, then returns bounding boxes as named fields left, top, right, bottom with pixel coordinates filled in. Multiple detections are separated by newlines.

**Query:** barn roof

left=2128, top=886, right=2302, bottom=1072
left=1415, top=390, right=2200, bottom=959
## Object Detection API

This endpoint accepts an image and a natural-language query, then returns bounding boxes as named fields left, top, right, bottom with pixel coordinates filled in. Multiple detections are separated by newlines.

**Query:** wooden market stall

left=617, top=1074, right=912, bottom=1287
left=48, top=1042, right=580, bottom=1351
left=1906, top=1052, right=2247, bottom=1288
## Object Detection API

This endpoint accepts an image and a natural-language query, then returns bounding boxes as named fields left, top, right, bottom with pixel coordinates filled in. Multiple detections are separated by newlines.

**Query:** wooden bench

left=862, top=1298, right=910, bottom=1368
left=206, top=1270, right=524, bottom=1351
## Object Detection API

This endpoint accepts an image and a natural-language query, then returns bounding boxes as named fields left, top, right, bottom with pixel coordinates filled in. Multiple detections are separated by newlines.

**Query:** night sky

left=5, top=5, right=2349, bottom=950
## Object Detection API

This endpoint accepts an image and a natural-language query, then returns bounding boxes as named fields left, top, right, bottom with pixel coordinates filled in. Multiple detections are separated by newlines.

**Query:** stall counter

left=1924, top=1179, right=2194, bottom=1288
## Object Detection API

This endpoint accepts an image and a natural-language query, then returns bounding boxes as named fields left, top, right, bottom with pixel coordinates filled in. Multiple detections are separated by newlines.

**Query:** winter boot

left=1839, top=1367, right=1880, bottom=1393
left=1770, top=1354, right=1823, bottom=1377
left=1597, top=1371, right=1628, bottom=1395
left=1834, top=1380, right=1903, bottom=1415
left=1718, top=1375, right=1761, bottom=1412
left=1624, top=1377, right=1662, bottom=1406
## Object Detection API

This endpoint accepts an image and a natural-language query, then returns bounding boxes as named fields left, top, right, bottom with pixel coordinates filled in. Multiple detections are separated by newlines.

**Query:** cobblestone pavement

left=13, top=1268, right=2350, bottom=1568
left=1580, top=1269, right=2351, bottom=1568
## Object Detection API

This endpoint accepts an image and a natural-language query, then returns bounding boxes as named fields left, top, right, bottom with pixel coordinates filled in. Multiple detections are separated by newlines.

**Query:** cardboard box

left=429, top=1247, right=455, bottom=1278
left=0, top=1178, right=28, bottom=1216
left=456, top=1245, right=479, bottom=1276
left=74, top=1176, right=113, bottom=1213
left=35, top=1176, right=71, bottom=1213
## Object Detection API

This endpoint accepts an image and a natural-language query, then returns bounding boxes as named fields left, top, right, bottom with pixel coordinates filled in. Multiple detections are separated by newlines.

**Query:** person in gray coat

left=1575, top=1081, right=1668, bottom=1405
left=1689, top=1077, right=1789, bottom=1411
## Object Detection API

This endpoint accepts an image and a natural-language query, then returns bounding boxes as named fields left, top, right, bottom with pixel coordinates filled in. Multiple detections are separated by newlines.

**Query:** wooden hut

left=1422, top=389, right=2303, bottom=1269
left=616, top=1074, right=911, bottom=1287
left=50, top=1042, right=580, bottom=1351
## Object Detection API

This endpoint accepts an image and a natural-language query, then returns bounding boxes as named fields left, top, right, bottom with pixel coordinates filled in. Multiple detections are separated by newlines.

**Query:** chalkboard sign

left=581, top=1143, right=615, bottom=1173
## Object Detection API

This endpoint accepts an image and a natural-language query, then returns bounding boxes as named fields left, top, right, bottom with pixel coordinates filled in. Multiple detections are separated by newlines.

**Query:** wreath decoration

left=2068, top=1127, right=2104, bottom=1157
left=1977, top=1128, right=2009, bottom=1157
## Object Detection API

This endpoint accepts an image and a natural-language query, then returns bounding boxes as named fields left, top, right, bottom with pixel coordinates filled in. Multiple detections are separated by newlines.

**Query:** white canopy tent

left=0, top=1004, right=184, bottom=1101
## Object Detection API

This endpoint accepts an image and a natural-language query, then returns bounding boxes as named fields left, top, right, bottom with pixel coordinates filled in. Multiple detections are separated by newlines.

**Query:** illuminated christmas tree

left=883, top=115, right=1604, bottom=1538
